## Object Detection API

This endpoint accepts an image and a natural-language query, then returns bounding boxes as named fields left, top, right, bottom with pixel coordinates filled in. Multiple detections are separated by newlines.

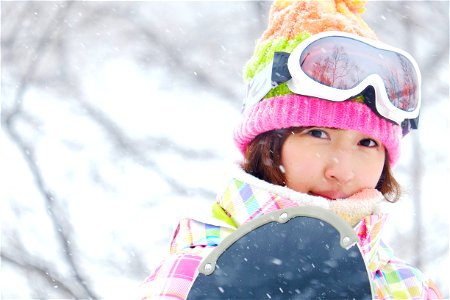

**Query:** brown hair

left=241, top=127, right=401, bottom=202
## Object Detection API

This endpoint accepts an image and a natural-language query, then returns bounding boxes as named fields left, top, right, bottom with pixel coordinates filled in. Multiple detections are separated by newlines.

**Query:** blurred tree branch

left=2, top=2, right=98, bottom=298
left=3, top=2, right=75, bottom=124
left=3, top=121, right=99, bottom=299
left=75, top=93, right=216, bottom=199
left=132, top=22, right=240, bottom=102
left=1, top=251, right=79, bottom=298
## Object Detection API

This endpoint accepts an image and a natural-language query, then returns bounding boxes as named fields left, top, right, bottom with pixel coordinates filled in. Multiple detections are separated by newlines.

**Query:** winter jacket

left=140, top=168, right=441, bottom=299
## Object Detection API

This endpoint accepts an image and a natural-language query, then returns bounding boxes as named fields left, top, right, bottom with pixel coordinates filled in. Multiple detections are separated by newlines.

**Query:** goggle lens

left=299, top=37, right=419, bottom=112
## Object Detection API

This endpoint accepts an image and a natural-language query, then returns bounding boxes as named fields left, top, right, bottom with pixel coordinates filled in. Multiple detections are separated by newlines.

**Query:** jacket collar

left=171, top=167, right=393, bottom=273
left=217, top=167, right=386, bottom=228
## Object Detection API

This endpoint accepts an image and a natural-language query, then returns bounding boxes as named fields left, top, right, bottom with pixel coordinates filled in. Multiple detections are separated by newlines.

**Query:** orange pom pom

left=262, top=0, right=376, bottom=42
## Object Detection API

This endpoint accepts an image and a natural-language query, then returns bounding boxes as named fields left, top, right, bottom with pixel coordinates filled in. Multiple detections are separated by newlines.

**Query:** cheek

left=281, top=143, right=319, bottom=191
left=356, top=155, right=385, bottom=188
left=281, top=143, right=304, bottom=176
left=283, top=155, right=315, bottom=176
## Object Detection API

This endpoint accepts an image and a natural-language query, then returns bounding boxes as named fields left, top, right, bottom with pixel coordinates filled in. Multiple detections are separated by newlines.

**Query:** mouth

left=309, top=191, right=349, bottom=200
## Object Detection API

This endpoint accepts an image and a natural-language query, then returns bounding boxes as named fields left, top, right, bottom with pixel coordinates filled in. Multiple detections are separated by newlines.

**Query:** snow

left=1, top=1, right=448, bottom=298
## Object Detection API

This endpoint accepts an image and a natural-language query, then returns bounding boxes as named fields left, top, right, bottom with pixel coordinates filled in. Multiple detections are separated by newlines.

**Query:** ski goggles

left=244, top=31, right=421, bottom=131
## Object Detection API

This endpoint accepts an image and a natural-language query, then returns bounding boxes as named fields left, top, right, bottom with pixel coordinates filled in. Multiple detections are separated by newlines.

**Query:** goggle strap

left=400, top=117, right=419, bottom=136
left=359, top=86, right=420, bottom=134
left=409, top=116, right=419, bottom=130
left=272, top=52, right=291, bottom=85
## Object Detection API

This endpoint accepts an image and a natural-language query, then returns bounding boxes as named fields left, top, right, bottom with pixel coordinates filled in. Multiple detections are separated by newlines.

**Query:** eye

left=359, top=138, right=378, bottom=147
left=307, top=129, right=328, bottom=139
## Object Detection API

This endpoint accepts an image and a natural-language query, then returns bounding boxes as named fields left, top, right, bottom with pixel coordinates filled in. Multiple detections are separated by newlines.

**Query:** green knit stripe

left=265, top=82, right=294, bottom=98
left=353, top=95, right=365, bottom=103
left=243, top=32, right=311, bottom=82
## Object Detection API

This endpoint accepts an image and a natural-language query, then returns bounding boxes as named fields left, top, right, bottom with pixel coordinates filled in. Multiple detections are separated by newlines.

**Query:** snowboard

left=187, top=206, right=372, bottom=300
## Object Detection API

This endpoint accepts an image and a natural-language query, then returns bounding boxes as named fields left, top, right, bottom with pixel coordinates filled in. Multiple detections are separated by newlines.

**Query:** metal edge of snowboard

left=198, top=206, right=359, bottom=276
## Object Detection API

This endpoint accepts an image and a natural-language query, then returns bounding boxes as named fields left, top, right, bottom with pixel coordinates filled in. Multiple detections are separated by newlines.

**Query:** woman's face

left=281, top=127, right=385, bottom=200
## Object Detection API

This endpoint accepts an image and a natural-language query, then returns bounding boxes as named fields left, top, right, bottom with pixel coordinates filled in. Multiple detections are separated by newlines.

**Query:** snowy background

left=1, top=1, right=448, bottom=299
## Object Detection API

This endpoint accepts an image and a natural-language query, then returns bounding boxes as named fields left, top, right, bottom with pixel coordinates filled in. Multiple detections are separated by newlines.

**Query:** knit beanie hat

left=233, top=0, right=403, bottom=165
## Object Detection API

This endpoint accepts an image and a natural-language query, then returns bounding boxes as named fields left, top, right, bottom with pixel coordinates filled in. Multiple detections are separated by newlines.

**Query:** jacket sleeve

left=139, top=215, right=233, bottom=299
left=139, top=248, right=212, bottom=300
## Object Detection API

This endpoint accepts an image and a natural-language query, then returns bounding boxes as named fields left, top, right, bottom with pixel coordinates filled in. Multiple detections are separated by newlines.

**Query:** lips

left=309, top=191, right=350, bottom=200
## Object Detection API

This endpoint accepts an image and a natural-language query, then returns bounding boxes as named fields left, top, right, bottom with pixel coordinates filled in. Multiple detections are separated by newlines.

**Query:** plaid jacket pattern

left=140, top=172, right=441, bottom=299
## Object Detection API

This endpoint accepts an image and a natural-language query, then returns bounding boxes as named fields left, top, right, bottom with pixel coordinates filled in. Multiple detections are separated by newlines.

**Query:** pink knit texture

left=234, top=95, right=402, bottom=165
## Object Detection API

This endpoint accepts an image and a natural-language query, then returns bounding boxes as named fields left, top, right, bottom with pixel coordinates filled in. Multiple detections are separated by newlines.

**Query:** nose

left=324, top=150, right=355, bottom=184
